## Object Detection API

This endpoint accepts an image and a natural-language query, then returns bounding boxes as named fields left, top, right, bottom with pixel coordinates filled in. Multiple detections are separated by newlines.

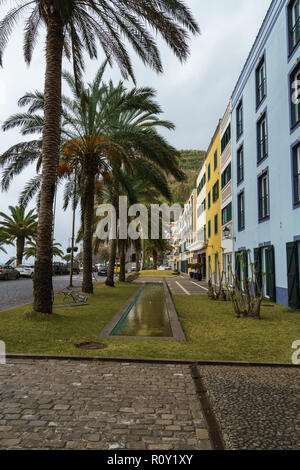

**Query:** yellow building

left=205, top=121, right=222, bottom=283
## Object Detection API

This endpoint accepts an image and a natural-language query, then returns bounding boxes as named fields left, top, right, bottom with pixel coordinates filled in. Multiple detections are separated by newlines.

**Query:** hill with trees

left=170, top=150, right=206, bottom=205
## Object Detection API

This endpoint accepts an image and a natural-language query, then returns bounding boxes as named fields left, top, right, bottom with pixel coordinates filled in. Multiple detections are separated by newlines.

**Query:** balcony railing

left=291, top=16, right=300, bottom=50
left=295, top=173, right=300, bottom=203
left=259, top=196, right=269, bottom=220
left=258, top=137, right=267, bottom=161
left=257, top=79, right=266, bottom=104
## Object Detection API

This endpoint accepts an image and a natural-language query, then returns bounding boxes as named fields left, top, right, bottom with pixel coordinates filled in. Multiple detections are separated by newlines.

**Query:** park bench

left=61, top=289, right=88, bottom=304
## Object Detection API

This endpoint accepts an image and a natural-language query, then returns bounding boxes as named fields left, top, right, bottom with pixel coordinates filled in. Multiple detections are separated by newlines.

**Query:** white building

left=220, top=102, right=233, bottom=283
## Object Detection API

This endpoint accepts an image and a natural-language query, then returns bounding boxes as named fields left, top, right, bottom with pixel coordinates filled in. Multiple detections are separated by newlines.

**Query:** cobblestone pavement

left=199, top=365, right=300, bottom=450
left=0, top=359, right=211, bottom=450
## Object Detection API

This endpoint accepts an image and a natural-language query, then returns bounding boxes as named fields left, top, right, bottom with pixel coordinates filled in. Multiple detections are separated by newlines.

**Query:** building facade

left=220, top=103, right=233, bottom=284
left=205, top=122, right=222, bottom=283
left=231, top=0, right=300, bottom=307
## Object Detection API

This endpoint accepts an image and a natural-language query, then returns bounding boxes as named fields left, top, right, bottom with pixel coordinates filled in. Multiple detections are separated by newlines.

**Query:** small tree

left=225, top=250, right=265, bottom=319
left=207, top=251, right=227, bottom=301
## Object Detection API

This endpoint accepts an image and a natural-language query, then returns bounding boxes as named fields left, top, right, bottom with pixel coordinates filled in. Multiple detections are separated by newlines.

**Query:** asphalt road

left=0, top=274, right=107, bottom=311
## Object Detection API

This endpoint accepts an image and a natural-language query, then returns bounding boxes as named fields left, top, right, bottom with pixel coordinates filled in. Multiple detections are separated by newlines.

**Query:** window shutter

left=286, top=242, right=300, bottom=309
left=254, top=247, right=262, bottom=295
left=266, top=245, right=276, bottom=302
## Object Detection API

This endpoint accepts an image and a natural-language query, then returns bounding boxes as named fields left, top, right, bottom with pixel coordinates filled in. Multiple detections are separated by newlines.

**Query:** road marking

left=175, top=281, right=191, bottom=295
left=190, top=281, right=208, bottom=291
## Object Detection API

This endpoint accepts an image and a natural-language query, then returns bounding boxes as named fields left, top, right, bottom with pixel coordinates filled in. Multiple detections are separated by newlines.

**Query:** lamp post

left=223, top=226, right=230, bottom=239
left=69, top=169, right=77, bottom=288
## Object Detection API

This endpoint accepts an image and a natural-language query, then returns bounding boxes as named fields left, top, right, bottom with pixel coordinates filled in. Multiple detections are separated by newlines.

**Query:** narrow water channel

left=111, top=283, right=172, bottom=337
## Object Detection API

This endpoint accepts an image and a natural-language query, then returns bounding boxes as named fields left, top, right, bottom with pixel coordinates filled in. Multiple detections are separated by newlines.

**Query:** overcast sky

left=0, top=0, right=272, bottom=262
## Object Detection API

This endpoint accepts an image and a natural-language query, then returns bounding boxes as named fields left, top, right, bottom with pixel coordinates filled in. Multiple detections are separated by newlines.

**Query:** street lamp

left=223, top=226, right=231, bottom=239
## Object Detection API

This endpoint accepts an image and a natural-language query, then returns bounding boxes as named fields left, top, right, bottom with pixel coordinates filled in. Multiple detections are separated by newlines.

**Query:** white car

left=16, top=264, right=34, bottom=278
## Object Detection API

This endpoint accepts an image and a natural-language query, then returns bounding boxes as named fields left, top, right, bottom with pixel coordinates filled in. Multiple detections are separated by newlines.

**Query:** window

left=214, top=150, right=218, bottom=170
left=257, top=113, right=268, bottom=162
left=289, top=0, right=300, bottom=52
left=222, top=202, right=232, bottom=225
left=197, top=173, right=206, bottom=196
left=237, top=146, right=244, bottom=183
left=236, top=101, right=243, bottom=139
left=208, top=220, right=211, bottom=238
left=221, top=163, right=231, bottom=189
left=238, top=192, right=245, bottom=231
left=214, top=214, right=218, bottom=235
left=258, top=172, right=270, bottom=220
left=256, top=57, right=266, bottom=106
left=293, top=144, right=300, bottom=204
left=208, top=163, right=211, bottom=181
left=221, top=124, right=231, bottom=153
left=290, top=66, right=300, bottom=127
left=212, top=181, right=219, bottom=203
left=208, top=191, right=211, bottom=209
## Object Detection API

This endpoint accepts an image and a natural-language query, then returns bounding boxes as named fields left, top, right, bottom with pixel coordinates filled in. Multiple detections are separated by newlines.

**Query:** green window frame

left=212, top=181, right=219, bottom=203
left=222, top=202, right=232, bottom=225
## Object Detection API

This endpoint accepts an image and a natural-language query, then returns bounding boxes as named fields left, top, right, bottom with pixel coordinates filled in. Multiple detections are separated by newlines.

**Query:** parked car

left=97, top=265, right=108, bottom=276
left=16, top=264, right=34, bottom=278
left=131, top=263, right=136, bottom=272
left=0, top=265, right=20, bottom=280
left=67, top=261, right=80, bottom=275
left=53, top=262, right=68, bottom=276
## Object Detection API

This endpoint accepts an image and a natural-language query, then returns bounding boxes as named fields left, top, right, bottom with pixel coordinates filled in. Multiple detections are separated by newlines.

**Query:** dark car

left=53, top=262, right=68, bottom=276
left=97, top=265, right=108, bottom=276
left=0, top=265, right=20, bottom=280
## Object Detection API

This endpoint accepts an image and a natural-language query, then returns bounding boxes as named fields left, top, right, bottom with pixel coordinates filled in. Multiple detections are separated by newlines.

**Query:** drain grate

left=75, top=341, right=108, bottom=350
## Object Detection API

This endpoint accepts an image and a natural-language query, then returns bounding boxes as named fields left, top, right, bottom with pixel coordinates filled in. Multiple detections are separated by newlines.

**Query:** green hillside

left=170, top=149, right=205, bottom=205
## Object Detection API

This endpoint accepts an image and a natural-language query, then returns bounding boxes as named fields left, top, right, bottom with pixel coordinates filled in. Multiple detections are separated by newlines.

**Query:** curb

left=4, top=353, right=299, bottom=368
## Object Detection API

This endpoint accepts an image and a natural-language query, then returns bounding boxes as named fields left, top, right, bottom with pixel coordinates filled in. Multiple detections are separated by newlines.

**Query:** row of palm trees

left=0, top=0, right=199, bottom=313
left=0, top=205, right=64, bottom=264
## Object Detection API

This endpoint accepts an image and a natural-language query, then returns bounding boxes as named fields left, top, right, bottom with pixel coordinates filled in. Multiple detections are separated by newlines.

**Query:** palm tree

left=61, top=68, right=184, bottom=292
left=0, top=206, right=38, bottom=265
left=0, top=229, right=11, bottom=254
left=0, top=0, right=199, bottom=313
left=24, top=239, right=64, bottom=260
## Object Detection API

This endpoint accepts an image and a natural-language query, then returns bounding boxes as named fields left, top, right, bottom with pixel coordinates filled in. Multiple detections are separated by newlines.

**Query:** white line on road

left=175, top=281, right=191, bottom=295
left=190, top=281, right=208, bottom=291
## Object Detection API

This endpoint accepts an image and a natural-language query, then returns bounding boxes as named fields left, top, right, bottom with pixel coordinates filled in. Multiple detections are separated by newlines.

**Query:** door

left=286, top=242, right=300, bottom=309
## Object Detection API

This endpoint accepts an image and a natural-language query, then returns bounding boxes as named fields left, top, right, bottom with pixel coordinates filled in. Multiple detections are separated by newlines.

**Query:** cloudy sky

left=0, top=0, right=272, bottom=262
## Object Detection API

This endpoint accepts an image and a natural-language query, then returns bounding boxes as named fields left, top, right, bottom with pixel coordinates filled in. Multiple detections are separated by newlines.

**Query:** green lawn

left=0, top=282, right=299, bottom=363
left=128, top=270, right=179, bottom=278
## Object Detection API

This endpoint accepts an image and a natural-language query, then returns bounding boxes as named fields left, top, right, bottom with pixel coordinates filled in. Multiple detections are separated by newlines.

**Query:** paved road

left=199, top=365, right=300, bottom=450
left=0, top=359, right=211, bottom=450
left=131, top=275, right=209, bottom=296
left=0, top=275, right=106, bottom=312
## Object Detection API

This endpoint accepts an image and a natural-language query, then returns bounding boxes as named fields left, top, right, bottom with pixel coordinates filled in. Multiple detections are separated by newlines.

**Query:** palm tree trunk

left=119, top=239, right=126, bottom=282
left=82, top=169, right=95, bottom=294
left=136, top=250, right=141, bottom=273
left=106, top=179, right=119, bottom=288
left=106, top=239, right=117, bottom=287
left=33, top=13, right=64, bottom=314
left=16, top=236, right=25, bottom=266
left=153, top=250, right=158, bottom=270
left=142, top=238, right=145, bottom=270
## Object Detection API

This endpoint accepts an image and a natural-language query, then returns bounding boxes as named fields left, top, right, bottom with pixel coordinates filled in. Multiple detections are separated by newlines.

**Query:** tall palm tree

left=24, top=239, right=64, bottom=260
left=0, top=0, right=199, bottom=313
left=61, top=68, right=184, bottom=292
left=0, top=206, right=38, bottom=266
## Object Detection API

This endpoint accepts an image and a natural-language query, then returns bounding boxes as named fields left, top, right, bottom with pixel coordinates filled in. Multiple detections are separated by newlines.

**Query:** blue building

left=231, top=0, right=300, bottom=308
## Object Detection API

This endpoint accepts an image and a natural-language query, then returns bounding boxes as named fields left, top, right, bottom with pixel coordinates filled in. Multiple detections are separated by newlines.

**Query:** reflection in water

left=112, top=284, right=172, bottom=337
